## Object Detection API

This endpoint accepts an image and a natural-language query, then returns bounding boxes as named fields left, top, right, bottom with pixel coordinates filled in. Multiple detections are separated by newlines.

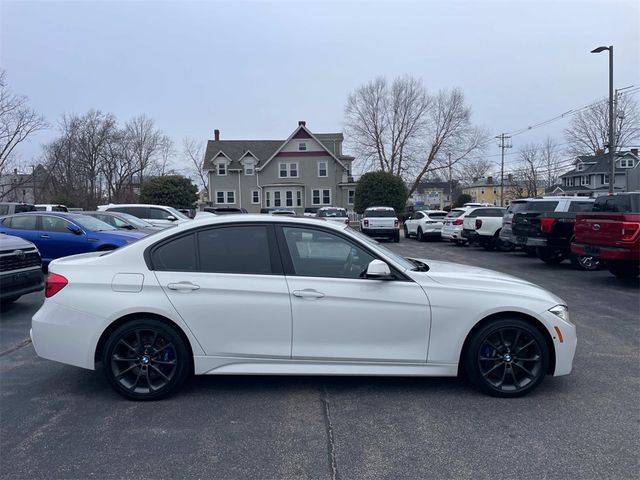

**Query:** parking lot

left=1, top=238, right=638, bottom=480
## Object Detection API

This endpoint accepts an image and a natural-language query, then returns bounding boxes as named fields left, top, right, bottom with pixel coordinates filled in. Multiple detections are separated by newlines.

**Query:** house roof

left=559, top=151, right=638, bottom=178
left=202, top=128, right=347, bottom=171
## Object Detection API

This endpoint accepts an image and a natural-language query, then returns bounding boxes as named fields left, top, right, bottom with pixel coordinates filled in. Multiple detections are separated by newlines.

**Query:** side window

left=489, top=209, right=504, bottom=217
left=7, top=215, right=38, bottom=230
left=96, top=214, right=118, bottom=227
left=0, top=205, right=8, bottom=216
left=568, top=202, right=594, bottom=213
left=198, top=226, right=272, bottom=275
left=152, top=234, right=197, bottom=271
left=282, top=227, right=375, bottom=279
left=129, top=207, right=151, bottom=218
left=41, top=216, right=73, bottom=233
left=149, top=208, right=172, bottom=220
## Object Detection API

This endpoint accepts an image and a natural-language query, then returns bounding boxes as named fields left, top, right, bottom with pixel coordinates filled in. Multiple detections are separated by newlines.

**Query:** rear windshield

left=365, top=210, right=396, bottom=217
left=507, top=202, right=528, bottom=214
left=524, top=201, right=559, bottom=212
left=318, top=209, right=347, bottom=218
left=426, top=212, right=447, bottom=219
left=593, top=194, right=638, bottom=214
left=445, top=210, right=465, bottom=218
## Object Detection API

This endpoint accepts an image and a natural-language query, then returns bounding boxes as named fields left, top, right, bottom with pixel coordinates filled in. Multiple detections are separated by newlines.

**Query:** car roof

left=365, top=206, right=394, bottom=210
left=9, top=211, right=77, bottom=219
left=100, top=204, right=174, bottom=208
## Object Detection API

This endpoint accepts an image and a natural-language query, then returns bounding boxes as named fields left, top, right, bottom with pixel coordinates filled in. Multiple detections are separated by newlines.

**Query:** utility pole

left=591, top=45, right=614, bottom=194
left=448, top=152, right=453, bottom=210
left=496, top=134, right=512, bottom=206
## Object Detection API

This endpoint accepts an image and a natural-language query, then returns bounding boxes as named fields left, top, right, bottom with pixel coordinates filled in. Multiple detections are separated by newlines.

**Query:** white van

left=97, top=204, right=191, bottom=227
left=35, top=204, right=68, bottom=212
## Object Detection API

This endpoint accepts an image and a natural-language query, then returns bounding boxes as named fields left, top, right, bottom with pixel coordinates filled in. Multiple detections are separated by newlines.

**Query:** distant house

left=202, top=122, right=356, bottom=213
left=0, top=165, right=47, bottom=203
left=462, top=175, right=544, bottom=205
left=409, top=180, right=461, bottom=209
left=558, top=149, right=639, bottom=196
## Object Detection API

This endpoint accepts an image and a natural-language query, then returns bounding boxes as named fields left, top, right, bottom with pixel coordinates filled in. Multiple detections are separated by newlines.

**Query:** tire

left=463, top=318, right=549, bottom=397
left=569, top=254, right=601, bottom=271
left=536, top=247, right=567, bottom=264
left=403, top=225, right=411, bottom=238
left=102, top=318, right=191, bottom=401
left=606, top=260, right=640, bottom=279
left=393, top=231, right=400, bottom=243
left=417, top=228, right=425, bottom=242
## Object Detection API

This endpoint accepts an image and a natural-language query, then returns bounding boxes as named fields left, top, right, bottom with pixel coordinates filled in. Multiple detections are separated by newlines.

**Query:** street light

left=591, top=45, right=614, bottom=194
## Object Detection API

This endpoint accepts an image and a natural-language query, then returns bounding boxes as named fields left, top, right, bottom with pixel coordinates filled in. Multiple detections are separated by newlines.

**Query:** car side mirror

left=167, top=215, right=177, bottom=222
left=364, top=259, right=395, bottom=280
left=67, top=224, right=83, bottom=235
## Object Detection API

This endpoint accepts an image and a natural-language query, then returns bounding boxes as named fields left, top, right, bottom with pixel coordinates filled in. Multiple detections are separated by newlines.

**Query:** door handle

left=40, top=234, right=50, bottom=239
left=167, top=282, right=200, bottom=291
left=292, top=289, right=325, bottom=299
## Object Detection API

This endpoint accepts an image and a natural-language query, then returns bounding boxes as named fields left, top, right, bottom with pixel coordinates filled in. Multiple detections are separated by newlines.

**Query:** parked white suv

left=441, top=208, right=469, bottom=244
left=462, top=207, right=506, bottom=250
left=360, top=207, right=400, bottom=242
left=404, top=210, right=448, bottom=241
left=316, top=207, right=350, bottom=226
left=98, top=204, right=191, bottom=227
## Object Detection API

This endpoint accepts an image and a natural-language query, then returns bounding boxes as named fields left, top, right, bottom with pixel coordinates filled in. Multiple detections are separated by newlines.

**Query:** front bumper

left=539, top=309, right=577, bottom=376
left=0, top=268, right=44, bottom=300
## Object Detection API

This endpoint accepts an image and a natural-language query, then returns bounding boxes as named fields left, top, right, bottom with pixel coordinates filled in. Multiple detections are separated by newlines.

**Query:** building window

left=285, top=191, right=293, bottom=207
left=581, top=175, right=591, bottom=186
left=312, top=189, right=321, bottom=205
left=322, top=189, right=331, bottom=205
left=274, top=191, right=282, bottom=207
left=318, top=161, right=327, bottom=177
left=480, top=188, right=485, bottom=195
left=265, top=191, right=271, bottom=207
left=348, top=189, right=355, bottom=205
left=226, top=191, right=235, bottom=203
left=600, top=174, right=609, bottom=185
left=299, top=142, right=307, bottom=151
left=251, top=190, right=260, bottom=204
left=296, top=191, right=302, bottom=207
left=216, top=191, right=225, bottom=203
left=216, top=160, right=227, bottom=176
left=577, top=163, right=583, bottom=171
left=620, top=159, right=634, bottom=168
left=215, top=191, right=235, bottom=204
left=279, top=162, right=299, bottom=178
left=244, top=160, right=254, bottom=175
left=493, top=188, right=497, bottom=194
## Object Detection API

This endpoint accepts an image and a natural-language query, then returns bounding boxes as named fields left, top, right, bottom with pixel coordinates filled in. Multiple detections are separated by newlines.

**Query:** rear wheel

left=102, top=319, right=190, bottom=401
left=463, top=318, right=549, bottom=397
left=570, top=254, right=601, bottom=271
left=536, top=247, right=567, bottom=264
left=606, top=260, right=640, bottom=279
left=417, top=228, right=425, bottom=242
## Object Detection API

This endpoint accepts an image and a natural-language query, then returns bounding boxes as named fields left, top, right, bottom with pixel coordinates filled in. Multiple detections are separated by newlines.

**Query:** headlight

left=549, top=305, right=570, bottom=323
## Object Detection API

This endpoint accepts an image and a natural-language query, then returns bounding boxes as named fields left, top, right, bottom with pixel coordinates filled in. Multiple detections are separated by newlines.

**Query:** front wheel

left=102, top=319, right=191, bottom=401
left=463, top=319, right=549, bottom=397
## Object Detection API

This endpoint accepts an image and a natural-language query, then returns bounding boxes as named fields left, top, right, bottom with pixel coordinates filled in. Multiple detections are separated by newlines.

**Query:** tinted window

left=111, top=206, right=151, bottom=218
left=0, top=205, right=8, bottom=216
left=507, top=202, right=528, bottom=214
left=364, top=210, right=395, bottom=218
left=593, top=195, right=634, bottom=213
left=7, top=215, right=37, bottom=230
left=15, top=204, right=36, bottom=213
left=568, top=201, right=594, bottom=213
left=426, top=212, right=447, bottom=219
left=41, top=216, right=73, bottom=233
left=35, top=206, right=45, bottom=211
left=524, top=201, right=559, bottom=212
left=51, top=205, right=68, bottom=212
left=149, top=208, right=174, bottom=220
left=465, top=209, right=483, bottom=218
left=283, top=227, right=375, bottom=279
left=446, top=210, right=465, bottom=218
left=487, top=209, right=505, bottom=217
left=198, top=226, right=272, bottom=274
left=93, top=214, right=119, bottom=227
left=152, top=234, right=197, bottom=271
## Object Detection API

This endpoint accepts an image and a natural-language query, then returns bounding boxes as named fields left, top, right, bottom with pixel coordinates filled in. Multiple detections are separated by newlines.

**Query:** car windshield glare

left=74, top=215, right=117, bottom=231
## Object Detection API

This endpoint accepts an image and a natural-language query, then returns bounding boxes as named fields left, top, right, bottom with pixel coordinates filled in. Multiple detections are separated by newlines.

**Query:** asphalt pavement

left=1, top=240, right=638, bottom=479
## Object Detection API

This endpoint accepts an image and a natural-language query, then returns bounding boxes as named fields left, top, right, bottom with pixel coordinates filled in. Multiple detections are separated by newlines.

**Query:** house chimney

left=487, top=176, right=493, bottom=184
left=214, top=129, right=220, bottom=141
left=298, top=121, right=306, bottom=127
left=632, top=148, right=638, bottom=156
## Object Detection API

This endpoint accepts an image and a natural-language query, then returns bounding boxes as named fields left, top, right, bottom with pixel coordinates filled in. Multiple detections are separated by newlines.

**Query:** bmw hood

left=407, top=258, right=565, bottom=306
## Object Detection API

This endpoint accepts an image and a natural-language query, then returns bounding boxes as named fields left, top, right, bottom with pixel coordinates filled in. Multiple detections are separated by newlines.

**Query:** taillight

left=363, top=219, right=369, bottom=227
left=394, top=219, right=399, bottom=228
left=45, top=272, right=68, bottom=298
left=453, top=219, right=463, bottom=225
left=621, top=222, right=640, bottom=241
left=540, top=217, right=556, bottom=234
left=475, top=219, right=482, bottom=229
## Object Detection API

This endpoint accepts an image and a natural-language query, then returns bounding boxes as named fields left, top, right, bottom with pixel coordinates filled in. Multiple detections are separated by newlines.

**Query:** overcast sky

left=2, top=0, right=639, bottom=175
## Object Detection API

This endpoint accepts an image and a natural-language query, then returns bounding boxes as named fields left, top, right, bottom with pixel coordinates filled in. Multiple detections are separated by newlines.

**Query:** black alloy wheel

left=103, top=319, right=190, bottom=400
left=464, top=319, right=549, bottom=397
left=570, top=254, right=601, bottom=271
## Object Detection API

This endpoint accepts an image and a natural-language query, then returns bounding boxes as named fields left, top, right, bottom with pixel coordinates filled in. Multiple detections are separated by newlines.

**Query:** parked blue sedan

left=0, top=212, right=146, bottom=266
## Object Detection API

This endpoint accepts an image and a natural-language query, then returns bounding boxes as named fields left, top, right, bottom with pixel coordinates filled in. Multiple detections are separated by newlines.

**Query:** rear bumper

left=461, top=229, right=478, bottom=241
left=516, top=235, right=547, bottom=247
left=361, top=228, right=398, bottom=238
left=571, top=243, right=639, bottom=261
left=0, top=268, right=44, bottom=300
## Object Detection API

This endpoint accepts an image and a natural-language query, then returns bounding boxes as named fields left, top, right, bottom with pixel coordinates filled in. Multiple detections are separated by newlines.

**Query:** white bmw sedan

left=31, top=215, right=576, bottom=400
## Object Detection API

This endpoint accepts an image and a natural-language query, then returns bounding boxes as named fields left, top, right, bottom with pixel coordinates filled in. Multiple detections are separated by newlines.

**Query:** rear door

left=0, top=215, right=40, bottom=245
left=153, top=224, right=292, bottom=358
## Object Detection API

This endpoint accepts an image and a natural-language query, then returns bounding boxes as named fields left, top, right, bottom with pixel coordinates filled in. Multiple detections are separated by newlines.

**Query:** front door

left=153, top=224, right=292, bottom=358
left=278, top=225, right=430, bottom=362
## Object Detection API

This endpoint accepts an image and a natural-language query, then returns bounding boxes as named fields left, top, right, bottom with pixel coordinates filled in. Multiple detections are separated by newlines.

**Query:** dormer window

left=619, top=158, right=634, bottom=168
left=299, top=142, right=307, bottom=151
left=216, top=159, right=227, bottom=176
left=576, top=163, right=583, bottom=171
left=244, top=159, right=255, bottom=175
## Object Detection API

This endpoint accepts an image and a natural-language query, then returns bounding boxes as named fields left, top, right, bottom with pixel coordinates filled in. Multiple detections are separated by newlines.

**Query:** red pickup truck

left=572, top=192, right=640, bottom=278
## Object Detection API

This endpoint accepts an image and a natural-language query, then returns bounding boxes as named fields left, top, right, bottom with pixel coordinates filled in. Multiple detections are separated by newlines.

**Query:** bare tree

left=515, top=143, right=544, bottom=197
left=564, top=94, right=640, bottom=156
left=0, top=69, right=48, bottom=178
left=540, top=137, right=562, bottom=187
left=183, top=137, right=207, bottom=190
left=456, top=157, right=493, bottom=183
left=157, top=135, right=175, bottom=176
left=124, top=114, right=163, bottom=184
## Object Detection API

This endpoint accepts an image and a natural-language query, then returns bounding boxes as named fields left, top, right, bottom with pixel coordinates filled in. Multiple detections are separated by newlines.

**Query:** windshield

left=364, top=209, right=396, bottom=218
left=348, top=228, right=415, bottom=271
left=318, top=209, right=347, bottom=218
left=166, top=207, right=190, bottom=220
left=74, top=215, right=117, bottom=231
left=117, top=212, right=154, bottom=228
left=445, top=210, right=465, bottom=218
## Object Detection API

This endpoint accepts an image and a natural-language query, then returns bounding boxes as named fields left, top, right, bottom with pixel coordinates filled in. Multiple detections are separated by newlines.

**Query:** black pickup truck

left=512, top=197, right=597, bottom=269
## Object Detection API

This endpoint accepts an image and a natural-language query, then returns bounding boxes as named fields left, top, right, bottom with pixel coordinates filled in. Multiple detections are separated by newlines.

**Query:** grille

left=0, top=249, right=41, bottom=273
